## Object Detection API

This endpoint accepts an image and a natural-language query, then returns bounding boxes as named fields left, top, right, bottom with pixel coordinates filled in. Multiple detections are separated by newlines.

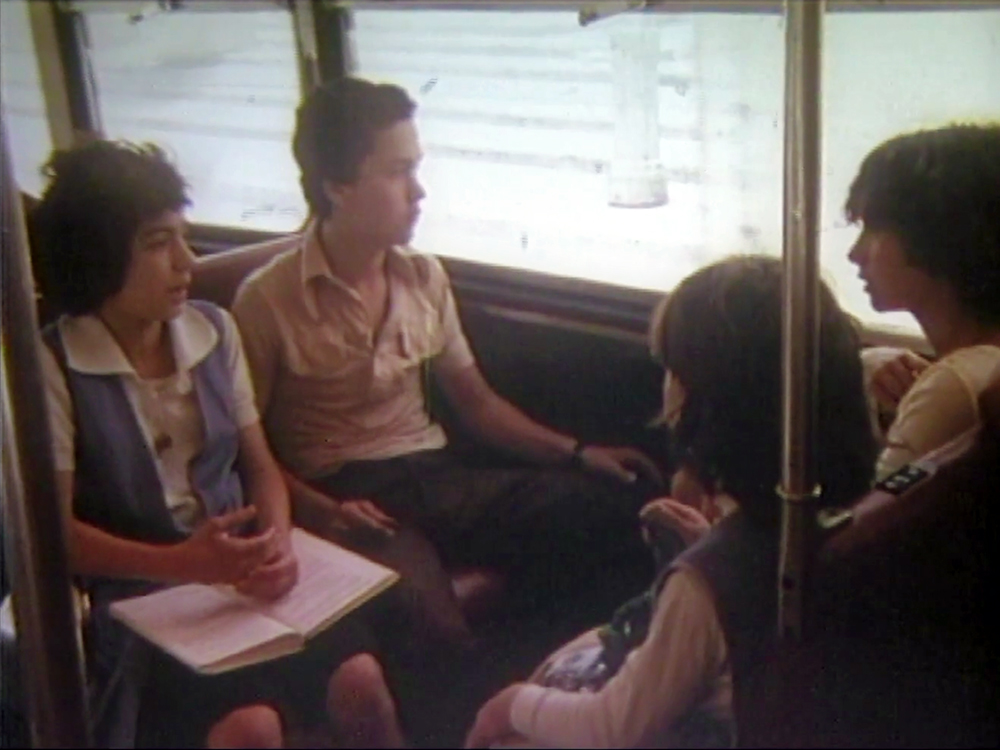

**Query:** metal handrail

left=777, top=0, right=824, bottom=642
left=0, top=109, right=92, bottom=747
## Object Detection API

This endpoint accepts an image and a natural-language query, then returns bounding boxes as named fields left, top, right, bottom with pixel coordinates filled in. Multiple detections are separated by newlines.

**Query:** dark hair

left=292, top=77, right=416, bottom=219
left=650, top=256, right=876, bottom=524
left=845, top=123, right=1000, bottom=325
left=30, top=140, right=189, bottom=316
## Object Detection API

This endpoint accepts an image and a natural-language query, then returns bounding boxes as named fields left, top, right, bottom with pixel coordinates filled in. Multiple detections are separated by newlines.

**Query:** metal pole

left=28, top=2, right=103, bottom=147
left=310, top=0, right=352, bottom=83
left=778, top=0, right=823, bottom=643
left=292, top=0, right=322, bottom=93
left=0, top=111, right=92, bottom=747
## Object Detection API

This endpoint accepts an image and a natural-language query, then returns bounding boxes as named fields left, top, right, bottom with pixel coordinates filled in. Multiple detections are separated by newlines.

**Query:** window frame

left=347, top=1, right=997, bottom=12
left=188, top=223, right=930, bottom=355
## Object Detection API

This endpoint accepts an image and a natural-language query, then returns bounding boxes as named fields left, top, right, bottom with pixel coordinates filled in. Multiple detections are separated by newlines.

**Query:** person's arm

left=237, top=423, right=290, bottom=535
left=434, top=360, right=578, bottom=464
left=221, top=309, right=290, bottom=538
left=434, top=361, right=662, bottom=486
left=232, top=423, right=302, bottom=600
left=467, top=568, right=728, bottom=749
left=282, top=467, right=398, bottom=539
left=429, top=266, right=662, bottom=486
left=876, top=364, right=978, bottom=480
left=222, top=307, right=297, bottom=598
left=862, top=347, right=930, bottom=413
left=64, top=468, right=277, bottom=586
left=527, top=627, right=603, bottom=682
left=640, top=497, right=712, bottom=548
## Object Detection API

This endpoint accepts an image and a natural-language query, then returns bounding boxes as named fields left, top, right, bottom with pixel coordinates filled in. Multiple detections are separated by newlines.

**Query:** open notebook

left=110, top=528, right=398, bottom=675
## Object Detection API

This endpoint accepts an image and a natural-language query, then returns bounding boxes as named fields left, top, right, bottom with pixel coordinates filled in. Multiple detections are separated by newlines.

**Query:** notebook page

left=110, top=583, right=297, bottom=672
left=253, top=528, right=399, bottom=637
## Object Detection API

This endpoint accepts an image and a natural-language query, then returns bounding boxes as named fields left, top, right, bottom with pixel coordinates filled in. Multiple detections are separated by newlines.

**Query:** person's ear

left=322, top=179, right=349, bottom=212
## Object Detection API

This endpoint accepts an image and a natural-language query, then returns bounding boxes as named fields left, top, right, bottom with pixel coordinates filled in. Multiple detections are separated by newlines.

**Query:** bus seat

left=191, top=236, right=510, bottom=627
left=190, top=234, right=297, bottom=309
left=737, top=377, right=1000, bottom=748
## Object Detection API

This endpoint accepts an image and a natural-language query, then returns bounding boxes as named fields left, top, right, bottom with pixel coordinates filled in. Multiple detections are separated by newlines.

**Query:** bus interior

left=1, top=1, right=997, bottom=747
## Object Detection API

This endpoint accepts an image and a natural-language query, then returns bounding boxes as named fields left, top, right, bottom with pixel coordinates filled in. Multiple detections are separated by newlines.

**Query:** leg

left=418, top=461, right=655, bottom=605
left=205, top=705, right=283, bottom=749
left=137, top=649, right=287, bottom=749
left=313, top=458, right=475, bottom=653
left=327, top=654, right=406, bottom=749
left=360, top=526, right=476, bottom=654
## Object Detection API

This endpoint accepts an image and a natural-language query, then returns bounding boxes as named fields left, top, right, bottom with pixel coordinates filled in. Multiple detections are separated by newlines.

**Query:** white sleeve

left=39, top=341, right=75, bottom=472
left=434, top=284, right=475, bottom=372
left=877, top=363, right=977, bottom=480
left=219, top=309, right=260, bottom=429
left=425, top=258, right=475, bottom=374
left=509, top=568, right=729, bottom=748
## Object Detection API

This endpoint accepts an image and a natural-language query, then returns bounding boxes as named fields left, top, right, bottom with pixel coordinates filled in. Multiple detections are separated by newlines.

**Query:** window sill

left=188, top=222, right=930, bottom=355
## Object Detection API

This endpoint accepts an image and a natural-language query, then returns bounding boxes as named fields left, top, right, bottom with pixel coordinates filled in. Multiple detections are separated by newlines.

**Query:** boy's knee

left=206, top=704, right=283, bottom=749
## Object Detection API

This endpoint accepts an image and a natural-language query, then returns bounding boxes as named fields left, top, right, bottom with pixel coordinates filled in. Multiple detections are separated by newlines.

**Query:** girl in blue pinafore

left=30, top=141, right=407, bottom=748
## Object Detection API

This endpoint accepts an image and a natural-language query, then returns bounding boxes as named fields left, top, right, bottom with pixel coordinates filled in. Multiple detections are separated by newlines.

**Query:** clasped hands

left=178, top=505, right=299, bottom=601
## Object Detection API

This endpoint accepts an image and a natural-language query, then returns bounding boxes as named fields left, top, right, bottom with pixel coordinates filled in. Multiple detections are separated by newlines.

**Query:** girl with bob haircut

left=467, top=255, right=876, bottom=749
left=29, top=140, right=406, bottom=748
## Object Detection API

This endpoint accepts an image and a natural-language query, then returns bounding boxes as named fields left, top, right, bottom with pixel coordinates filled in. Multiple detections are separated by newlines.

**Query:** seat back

left=738, top=378, right=1000, bottom=748
left=190, top=234, right=297, bottom=309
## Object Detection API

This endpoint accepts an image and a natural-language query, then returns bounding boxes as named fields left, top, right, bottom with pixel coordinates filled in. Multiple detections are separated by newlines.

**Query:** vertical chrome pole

left=0, top=110, right=92, bottom=747
left=292, top=0, right=322, bottom=94
left=28, top=1, right=103, bottom=147
left=778, top=0, right=824, bottom=642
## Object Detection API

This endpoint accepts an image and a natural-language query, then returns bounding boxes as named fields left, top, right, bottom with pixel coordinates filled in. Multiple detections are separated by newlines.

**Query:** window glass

left=84, top=2, right=306, bottom=232
left=351, top=6, right=1000, bottom=334
left=0, top=0, right=54, bottom=197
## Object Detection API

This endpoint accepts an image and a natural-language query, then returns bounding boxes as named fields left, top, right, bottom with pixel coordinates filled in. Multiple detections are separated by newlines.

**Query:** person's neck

left=318, top=217, right=388, bottom=286
left=97, top=305, right=168, bottom=371
left=913, top=294, right=1000, bottom=357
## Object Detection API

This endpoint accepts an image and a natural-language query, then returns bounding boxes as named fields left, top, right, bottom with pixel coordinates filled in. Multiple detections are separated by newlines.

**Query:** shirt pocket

left=397, top=304, right=441, bottom=366
left=284, top=334, right=372, bottom=401
left=369, top=311, right=439, bottom=399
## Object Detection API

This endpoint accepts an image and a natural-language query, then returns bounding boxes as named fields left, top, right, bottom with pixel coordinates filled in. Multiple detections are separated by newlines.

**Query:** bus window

left=349, top=4, right=1000, bottom=335
left=82, top=1, right=305, bottom=232
left=0, top=0, right=54, bottom=197
left=5, top=1, right=995, bottom=335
